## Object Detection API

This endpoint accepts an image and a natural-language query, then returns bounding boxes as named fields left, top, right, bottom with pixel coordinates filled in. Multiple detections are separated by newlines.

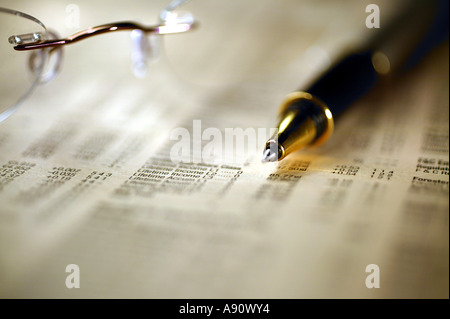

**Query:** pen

left=262, top=0, right=449, bottom=162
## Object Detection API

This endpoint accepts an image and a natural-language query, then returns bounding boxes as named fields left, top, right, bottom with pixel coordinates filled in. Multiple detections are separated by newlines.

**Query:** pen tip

left=261, top=148, right=277, bottom=163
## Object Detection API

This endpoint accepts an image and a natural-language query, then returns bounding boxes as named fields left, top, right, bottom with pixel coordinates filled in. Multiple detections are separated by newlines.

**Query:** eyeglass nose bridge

left=12, top=19, right=196, bottom=52
left=12, top=20, right=196, bottom=81
left=131, top=29, right=162, bottom=78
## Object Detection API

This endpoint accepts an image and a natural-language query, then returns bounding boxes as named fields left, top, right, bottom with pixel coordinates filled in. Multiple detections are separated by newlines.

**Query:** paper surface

left=0, top=0, right=448, bottom=298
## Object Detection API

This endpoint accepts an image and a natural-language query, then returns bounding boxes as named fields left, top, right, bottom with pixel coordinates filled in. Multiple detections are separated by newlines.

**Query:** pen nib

left=261, top=148, right=278, bottom=163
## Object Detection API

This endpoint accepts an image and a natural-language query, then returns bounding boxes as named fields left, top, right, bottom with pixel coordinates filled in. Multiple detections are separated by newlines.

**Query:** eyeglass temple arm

left=12, top=20, right=196, bottom=51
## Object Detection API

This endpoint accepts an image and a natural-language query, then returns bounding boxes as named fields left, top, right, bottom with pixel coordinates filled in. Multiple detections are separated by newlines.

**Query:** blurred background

left=1, top=0, right=410, bottom=88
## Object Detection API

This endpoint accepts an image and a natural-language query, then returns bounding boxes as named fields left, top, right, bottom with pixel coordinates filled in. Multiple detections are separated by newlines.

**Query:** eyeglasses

left=0, top=0, right=196, bottom=122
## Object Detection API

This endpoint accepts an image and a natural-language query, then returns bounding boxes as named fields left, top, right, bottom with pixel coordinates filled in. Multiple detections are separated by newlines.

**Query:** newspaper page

left=0, top=0, right=448, bottom=298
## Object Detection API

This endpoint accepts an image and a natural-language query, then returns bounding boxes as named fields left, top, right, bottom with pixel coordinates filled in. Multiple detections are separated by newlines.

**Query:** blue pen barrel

left=304, top=0, right=449, bottom=118
left=306, top=51, right=378, bottom=117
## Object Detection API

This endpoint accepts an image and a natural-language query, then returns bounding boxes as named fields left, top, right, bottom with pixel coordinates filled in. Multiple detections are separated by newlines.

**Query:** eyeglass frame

left=9, top=12, right=197, bottom=52
left=1, top=0, right=197, bottom=109
left=0, top=1, right=197, bottom=123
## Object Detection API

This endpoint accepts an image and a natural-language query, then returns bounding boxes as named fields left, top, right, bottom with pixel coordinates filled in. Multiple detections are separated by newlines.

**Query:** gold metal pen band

left=266, top=91, right=334, bottom=161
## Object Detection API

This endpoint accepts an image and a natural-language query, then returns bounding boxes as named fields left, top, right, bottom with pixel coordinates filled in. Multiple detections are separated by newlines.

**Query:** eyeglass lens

left=0, top=8, right=49, bottom=122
